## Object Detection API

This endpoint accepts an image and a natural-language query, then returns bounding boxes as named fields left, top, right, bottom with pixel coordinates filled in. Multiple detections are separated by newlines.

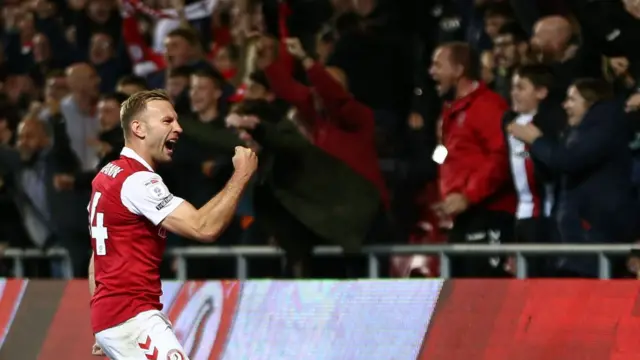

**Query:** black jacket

left=530, top=100, right=639, bottom=274
left=567, top=0, right=640, bottom=88
left=180, top=117, right=382, bottom=257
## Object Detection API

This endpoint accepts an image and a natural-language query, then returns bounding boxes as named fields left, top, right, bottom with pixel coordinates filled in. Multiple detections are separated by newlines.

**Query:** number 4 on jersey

left=89, top=192, right=108, bottom=256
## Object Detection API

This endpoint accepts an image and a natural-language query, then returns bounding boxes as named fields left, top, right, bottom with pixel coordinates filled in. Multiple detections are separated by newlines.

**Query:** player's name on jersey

left=100, top=163, right=124, bottom=178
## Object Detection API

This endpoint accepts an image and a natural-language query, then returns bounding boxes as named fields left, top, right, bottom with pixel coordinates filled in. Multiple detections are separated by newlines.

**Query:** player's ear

left=131, top=119, right=146, bottom=139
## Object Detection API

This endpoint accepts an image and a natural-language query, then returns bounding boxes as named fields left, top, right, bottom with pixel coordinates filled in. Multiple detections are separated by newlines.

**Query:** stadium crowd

left=2, top=0, right=640, bottom=279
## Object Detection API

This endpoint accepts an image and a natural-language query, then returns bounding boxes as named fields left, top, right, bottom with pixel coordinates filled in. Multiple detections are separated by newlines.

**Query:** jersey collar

left=120, top=147, right=154, bottom=172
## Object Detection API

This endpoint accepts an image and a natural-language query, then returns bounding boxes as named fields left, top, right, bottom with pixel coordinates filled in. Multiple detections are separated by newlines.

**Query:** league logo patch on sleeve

left=145, top=178, right=170, bottom=200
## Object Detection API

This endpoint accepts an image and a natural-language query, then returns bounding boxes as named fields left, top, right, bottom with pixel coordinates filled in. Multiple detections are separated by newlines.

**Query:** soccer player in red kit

left=88, top=90, right=257, bottom=359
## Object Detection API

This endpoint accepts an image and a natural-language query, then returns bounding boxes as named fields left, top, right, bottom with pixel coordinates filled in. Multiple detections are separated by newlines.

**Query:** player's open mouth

left=165, top=139, right=177, bottom=154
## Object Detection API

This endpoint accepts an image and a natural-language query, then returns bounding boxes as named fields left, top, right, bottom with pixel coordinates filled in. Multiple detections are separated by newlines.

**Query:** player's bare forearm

left=88, top=253, right=96, bottom=296
left=161, top=147, right=257, bottom=241
left=194, top=171, right=251, bottom=242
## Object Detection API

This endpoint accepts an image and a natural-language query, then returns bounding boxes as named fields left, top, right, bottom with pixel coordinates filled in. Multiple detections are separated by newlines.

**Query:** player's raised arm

left=121, top=147, right=257, bottom=242
left=162, top=147, right=256, bottom=241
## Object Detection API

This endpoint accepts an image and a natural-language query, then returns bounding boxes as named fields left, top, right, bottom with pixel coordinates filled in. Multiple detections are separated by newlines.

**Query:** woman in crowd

left=509, top=78, right=639, bottom=277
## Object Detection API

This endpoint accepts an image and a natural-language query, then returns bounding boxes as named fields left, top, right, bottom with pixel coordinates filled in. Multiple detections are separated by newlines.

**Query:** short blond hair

left=120, top=89, right=171, bottom=136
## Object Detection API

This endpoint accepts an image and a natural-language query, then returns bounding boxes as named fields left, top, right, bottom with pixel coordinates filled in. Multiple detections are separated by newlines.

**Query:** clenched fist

left=284, top=38, right=307, bottom=60
left=232, top=146, right=258, bottom=177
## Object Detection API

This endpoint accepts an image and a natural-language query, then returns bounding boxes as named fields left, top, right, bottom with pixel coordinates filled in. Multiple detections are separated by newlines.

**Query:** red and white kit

left=89, top=147, right=188, bottom=360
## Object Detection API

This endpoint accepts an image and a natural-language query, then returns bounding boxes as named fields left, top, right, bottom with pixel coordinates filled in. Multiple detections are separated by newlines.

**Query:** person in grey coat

left=0, top=107, right=90, bottom=277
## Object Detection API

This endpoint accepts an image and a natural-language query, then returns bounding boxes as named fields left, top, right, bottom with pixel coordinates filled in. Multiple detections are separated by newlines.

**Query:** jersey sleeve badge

left=145, top=178, right=170, bottom=199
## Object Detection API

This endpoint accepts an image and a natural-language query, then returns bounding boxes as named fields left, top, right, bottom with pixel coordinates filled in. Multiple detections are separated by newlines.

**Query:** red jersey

left=89, top=147, right=184, bottom=333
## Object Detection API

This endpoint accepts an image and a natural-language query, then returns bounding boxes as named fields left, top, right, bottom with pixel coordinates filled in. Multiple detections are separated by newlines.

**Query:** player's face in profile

left=143, top=100, right=182, bottom=163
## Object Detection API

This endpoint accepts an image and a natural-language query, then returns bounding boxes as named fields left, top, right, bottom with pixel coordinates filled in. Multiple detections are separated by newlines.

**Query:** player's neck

left=123, top=143, right=156, bottom=170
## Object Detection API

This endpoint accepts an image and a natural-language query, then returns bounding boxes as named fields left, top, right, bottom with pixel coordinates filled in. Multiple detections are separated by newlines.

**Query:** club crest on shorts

left=167, top=349, right=186, bottom=360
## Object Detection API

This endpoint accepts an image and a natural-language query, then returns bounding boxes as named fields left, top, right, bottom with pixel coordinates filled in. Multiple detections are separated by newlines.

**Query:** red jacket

left=439, top=82, right=516, bottom=215
left=264, top=59, right=390, bottom=208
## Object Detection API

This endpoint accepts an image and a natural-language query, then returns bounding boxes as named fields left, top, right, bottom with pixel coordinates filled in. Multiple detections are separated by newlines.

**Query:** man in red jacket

left=255, top=35, right=389, bottom=208
left=430, top=42, right=516, bottom=277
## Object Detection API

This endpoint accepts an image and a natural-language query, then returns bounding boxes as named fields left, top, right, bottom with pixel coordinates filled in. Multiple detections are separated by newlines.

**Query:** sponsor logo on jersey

left=155, top=194, right=174, bottom=211
left=513, top=150, right=530, bottom=158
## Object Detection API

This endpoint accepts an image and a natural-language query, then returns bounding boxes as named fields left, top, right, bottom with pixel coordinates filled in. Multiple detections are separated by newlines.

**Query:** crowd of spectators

left=3, top=0, right=640, bottom=279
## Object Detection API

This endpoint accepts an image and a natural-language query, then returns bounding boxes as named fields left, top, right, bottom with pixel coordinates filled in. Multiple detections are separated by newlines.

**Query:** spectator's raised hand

left=226, top=114, right=260, bottom=129
left=254, top=35, right=277, bottom=69
left=284, top=38, right=307, bottom=60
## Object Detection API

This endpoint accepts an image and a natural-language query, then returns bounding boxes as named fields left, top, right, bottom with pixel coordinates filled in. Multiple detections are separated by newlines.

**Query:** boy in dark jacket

left=503, top=64, right=566, bottom=276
